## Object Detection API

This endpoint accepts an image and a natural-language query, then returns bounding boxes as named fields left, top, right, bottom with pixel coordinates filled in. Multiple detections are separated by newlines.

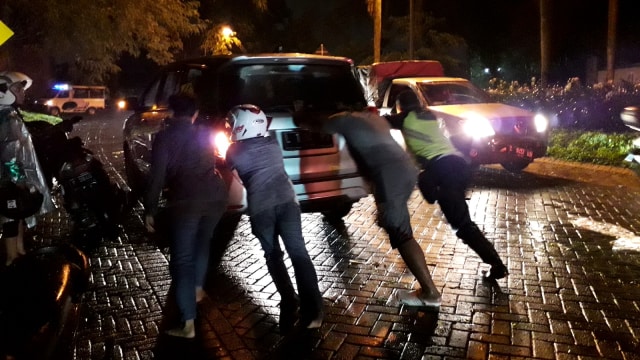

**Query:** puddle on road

left=569, top=217, right=640, bottom=252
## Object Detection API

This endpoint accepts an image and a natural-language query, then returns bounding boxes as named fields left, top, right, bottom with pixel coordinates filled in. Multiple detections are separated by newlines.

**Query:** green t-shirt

left=402, top=110, right=457, bottom=161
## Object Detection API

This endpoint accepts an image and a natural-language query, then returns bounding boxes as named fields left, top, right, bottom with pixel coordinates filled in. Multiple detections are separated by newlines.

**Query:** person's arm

left=383, top=113, right=406, bottom=129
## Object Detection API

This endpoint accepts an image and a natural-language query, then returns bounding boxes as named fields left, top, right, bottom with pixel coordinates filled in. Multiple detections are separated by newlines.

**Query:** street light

left=221, top=26, right=235, bottom=39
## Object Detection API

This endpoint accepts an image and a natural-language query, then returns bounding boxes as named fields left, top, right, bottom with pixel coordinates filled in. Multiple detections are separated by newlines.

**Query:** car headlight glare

left=212, top=131, right=231, bottom=159
left=534, top=114, right=549, bottom=133
left=462, top=113, right=495, bottom=138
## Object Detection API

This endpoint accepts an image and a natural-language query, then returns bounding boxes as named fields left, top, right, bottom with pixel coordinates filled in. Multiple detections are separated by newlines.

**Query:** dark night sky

left=285, top=0, right=640, bottom=76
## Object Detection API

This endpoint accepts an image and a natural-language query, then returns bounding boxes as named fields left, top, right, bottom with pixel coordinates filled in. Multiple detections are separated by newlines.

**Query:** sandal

left=396, top=289, right=441, bottom=309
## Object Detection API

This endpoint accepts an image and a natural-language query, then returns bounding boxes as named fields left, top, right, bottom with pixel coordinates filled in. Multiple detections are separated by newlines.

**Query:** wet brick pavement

left=13, top=111, right=640, bottom=359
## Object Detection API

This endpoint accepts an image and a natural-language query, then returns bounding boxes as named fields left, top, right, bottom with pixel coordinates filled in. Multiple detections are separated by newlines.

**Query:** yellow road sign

left=0, top=21, right=14, bottom=46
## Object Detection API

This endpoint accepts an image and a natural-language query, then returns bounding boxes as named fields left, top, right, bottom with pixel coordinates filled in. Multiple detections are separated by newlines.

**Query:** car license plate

left=509, top=145, right=534, bottom=159
left=282, top=130, right=333, bottom=150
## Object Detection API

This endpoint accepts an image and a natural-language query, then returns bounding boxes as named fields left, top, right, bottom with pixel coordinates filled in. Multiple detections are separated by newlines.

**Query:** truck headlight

left=461, top=113, right=495, bottom=138
left=534, top=114, right=549, bottom=133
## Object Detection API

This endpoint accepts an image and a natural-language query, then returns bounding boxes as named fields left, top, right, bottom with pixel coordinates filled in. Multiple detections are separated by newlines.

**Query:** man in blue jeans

left=225, top=104, right=324, bottom=332
left=144, top=93, right=228, bottom=338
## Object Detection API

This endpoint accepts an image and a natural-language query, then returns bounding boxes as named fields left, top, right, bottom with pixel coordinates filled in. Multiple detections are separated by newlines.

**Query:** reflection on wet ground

left=21, top=112, right=640, bottom=359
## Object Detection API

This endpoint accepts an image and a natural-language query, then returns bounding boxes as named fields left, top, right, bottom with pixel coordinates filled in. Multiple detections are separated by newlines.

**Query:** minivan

left=123, top=54, right=372, bottom=220
left=39, top=84, right=108, bottom=116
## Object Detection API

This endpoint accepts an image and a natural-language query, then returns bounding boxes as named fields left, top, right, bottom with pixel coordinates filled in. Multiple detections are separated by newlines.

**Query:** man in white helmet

left=225, top=104, right=324, bottom=332
left=0, top=71, right=54, bottom=266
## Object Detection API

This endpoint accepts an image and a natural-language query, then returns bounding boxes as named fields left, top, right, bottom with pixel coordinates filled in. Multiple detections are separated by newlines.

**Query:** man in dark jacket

left=144, top=93, right=228, bottom=338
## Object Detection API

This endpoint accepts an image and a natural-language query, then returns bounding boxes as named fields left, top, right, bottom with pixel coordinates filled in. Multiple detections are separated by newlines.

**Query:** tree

left=539, top=0, right=551, bottom=87
left=0, top=0, right=203, bottom=88
left=540, top=0, right=551, bottom=88
left=366, top=0, right=382, bottom=63
left=606, top=0, right=618, bottom=82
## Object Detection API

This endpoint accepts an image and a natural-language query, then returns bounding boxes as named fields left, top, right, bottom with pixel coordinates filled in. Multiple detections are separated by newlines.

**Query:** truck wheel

left=500, top=159, right=531, bottom=172
left=86, top=107, right=97, bottom=115
left=50, top=107, right=61, bottom=116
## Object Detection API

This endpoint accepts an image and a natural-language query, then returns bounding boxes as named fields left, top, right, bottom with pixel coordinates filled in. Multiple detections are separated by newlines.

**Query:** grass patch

left=547, top=129, right=637, bottom=168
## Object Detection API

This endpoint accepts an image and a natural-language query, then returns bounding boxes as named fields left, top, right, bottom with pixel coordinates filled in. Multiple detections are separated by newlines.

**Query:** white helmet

left=0, top=71, right=33, bottom=105
left=228, top=104, right=268, bottom=141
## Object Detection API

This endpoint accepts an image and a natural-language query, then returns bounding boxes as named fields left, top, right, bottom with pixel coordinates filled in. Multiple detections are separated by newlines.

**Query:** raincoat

left=0, top=106, right=54, bottom=227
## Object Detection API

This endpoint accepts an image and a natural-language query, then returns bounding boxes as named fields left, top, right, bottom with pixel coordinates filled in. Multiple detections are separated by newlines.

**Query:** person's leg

left=417, top=170, right=439, bottom=204
left=456, top=223, right=508, bottom=279
left=276, top=202, right=323, bottom=328
left=193, top=203, right=226, bottom=302
left=3, top=220, right=20, bottom=266
left=375, top=170, right=440, bottom=305
left=16, top=219, right=25, bottom=255
left=250, top=208, right=299, bottom=332
left=166, top=214, right=199, bottom=338
left=436, top=157, right=508, bottom=279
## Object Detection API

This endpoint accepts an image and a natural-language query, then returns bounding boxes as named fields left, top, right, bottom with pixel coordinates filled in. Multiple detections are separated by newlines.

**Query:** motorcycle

left=0, top=113, right=90, bottom=360
left=26, top=116, right=126, bottom=250
left=0, top=243, right=89, bottom=359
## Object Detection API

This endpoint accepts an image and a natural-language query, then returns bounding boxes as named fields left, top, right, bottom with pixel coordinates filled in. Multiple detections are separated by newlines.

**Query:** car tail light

left=366, top=106, right=380, bottom=115
left=211, top=131, right=231, bottom=159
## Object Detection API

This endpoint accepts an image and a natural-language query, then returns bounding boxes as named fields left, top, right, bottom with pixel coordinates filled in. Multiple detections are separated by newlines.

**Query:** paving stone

left=12, top=111, right=640, bottom=359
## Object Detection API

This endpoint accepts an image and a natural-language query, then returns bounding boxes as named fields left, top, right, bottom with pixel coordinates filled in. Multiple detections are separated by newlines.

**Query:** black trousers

left=417, top=154, right=472, bottom=230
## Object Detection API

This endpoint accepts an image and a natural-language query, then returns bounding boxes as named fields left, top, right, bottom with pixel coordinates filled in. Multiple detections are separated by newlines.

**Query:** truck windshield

left=215, top=63, right=367, bottom=113
left=418, top=82, right=489, bottom=105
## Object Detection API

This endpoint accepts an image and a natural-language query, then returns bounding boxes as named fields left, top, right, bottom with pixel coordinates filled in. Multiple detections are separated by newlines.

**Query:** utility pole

left=606, top=0, right=618, bottom=83
left=374, top=0, right=381, bottom=63
left=539, top=0, right=550, bottom=88
left=409, top=0, right=414, bottom=59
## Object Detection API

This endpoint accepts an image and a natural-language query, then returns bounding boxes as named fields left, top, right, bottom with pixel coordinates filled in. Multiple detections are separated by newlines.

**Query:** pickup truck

left=356, top=60, right=550, bottom=172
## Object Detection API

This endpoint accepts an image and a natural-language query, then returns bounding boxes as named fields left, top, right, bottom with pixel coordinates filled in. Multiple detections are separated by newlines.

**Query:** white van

left=40, top=84, right=108, bottom=116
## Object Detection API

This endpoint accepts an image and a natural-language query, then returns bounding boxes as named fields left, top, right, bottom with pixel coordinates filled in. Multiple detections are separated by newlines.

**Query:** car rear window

left=215, top=63, right=367, bottom=113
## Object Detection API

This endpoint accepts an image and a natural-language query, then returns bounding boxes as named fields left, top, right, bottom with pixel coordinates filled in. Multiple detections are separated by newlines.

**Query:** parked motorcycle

left=26, top=116, right=126, bottom=250
left=0, top=243, right=89, bottom=359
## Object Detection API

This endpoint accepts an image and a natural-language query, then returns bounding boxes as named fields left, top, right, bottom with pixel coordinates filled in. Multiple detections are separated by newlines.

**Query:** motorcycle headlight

left=534, top=114, right=549, bottom=133
left=461, top=113, right=495, bottom=138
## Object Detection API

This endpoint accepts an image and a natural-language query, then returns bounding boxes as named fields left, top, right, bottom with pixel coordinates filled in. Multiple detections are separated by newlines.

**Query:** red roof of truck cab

left=370, top=60, right=444, bottom=82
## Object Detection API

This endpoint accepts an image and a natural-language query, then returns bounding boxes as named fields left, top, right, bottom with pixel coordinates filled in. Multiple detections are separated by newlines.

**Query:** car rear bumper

left=293, top=176, right=370, bottom=212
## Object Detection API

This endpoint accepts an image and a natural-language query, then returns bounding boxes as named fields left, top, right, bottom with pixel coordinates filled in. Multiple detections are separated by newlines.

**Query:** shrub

left=485, top=78, right=640, bottom=169
left=486, top=77, right=640, bottom=133
left=546, top=130, right=636, bottom=167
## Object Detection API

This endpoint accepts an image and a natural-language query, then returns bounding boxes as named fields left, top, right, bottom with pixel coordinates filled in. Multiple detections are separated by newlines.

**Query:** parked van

left=40, top=84, right=108, bottom=116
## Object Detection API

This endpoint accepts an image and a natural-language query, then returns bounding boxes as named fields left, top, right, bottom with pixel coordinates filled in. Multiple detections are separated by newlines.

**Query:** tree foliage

left=0, top=0, right=203, bottom=86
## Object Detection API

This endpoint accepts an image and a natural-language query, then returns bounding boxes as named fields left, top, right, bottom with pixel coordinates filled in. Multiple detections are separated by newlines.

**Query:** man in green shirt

left=385, top=90, right=508, bottom=280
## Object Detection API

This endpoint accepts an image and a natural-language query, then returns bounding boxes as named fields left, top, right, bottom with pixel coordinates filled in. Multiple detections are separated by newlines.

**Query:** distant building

left=596, top=64, right=640, bottom=85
